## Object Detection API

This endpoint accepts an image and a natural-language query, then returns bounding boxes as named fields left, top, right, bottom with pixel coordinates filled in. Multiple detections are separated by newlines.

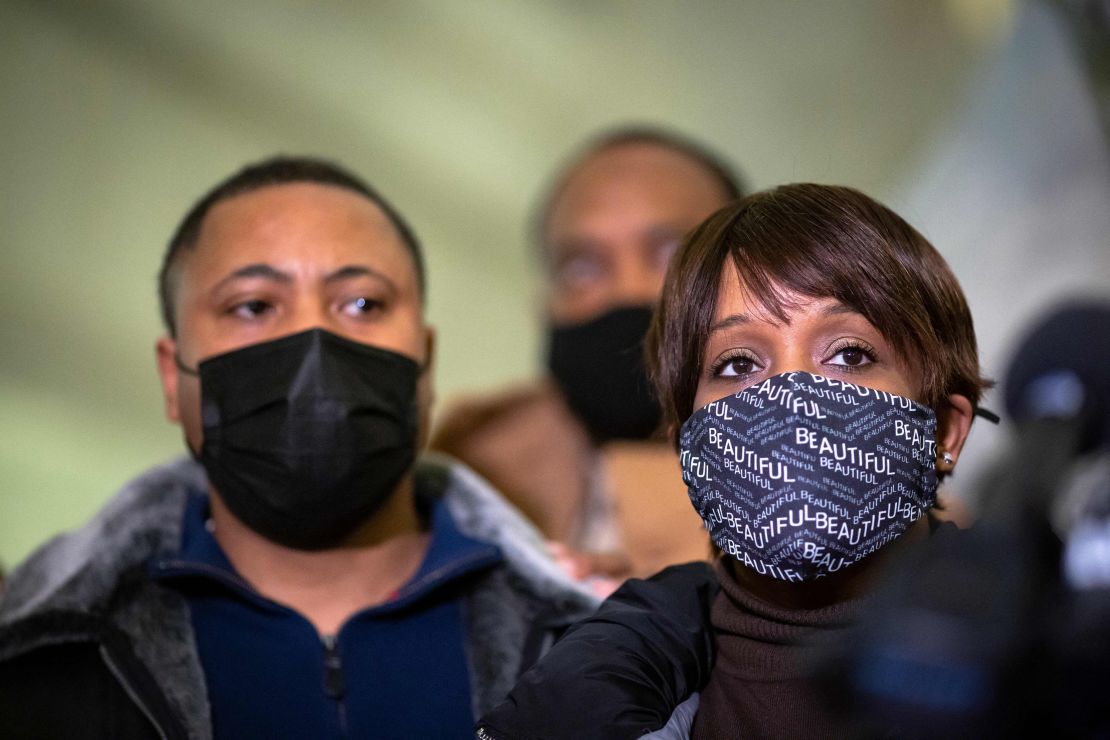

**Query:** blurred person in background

left=433, top=127, right=744, bottom=587
left=0, top=156, right=595, bottom=739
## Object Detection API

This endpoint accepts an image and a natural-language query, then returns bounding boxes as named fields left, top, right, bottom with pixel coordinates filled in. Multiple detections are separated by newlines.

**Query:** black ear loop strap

left=172, top=354, right=204, bottom=460
left=974, top=406, right=1001, bottom=424
left=175, top=355, right=199, bottom=377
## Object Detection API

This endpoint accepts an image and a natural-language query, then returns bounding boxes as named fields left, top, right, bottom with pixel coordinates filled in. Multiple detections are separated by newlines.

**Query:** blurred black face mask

left=546, top=305, right=662, bottom=442
left=177, top=328, right=420, bottom=550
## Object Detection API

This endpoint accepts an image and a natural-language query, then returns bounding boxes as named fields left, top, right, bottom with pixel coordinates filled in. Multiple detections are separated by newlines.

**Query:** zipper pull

left=321, top=634, right=345, bottom=701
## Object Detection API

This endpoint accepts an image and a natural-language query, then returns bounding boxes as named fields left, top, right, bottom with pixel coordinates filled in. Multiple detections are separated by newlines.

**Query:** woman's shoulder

left=476, top=561, right=718, bottom=740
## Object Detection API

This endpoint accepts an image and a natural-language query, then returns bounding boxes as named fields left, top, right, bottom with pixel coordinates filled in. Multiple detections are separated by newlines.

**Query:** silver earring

left=940, top=451, right=954, bottom=466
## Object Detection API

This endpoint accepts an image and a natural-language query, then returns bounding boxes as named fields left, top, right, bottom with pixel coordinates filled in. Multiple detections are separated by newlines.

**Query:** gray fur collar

left=428, top=453, right=599, bottom=715
left=0, top=457, right=208, bottom=737
left=426, top=452, right=595, bottom=606
left=0, top=459, right=203, bottom=631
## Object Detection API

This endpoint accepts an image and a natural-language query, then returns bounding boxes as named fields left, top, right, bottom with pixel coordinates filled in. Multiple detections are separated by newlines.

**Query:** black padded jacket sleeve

left=476, top=561, right=719, bottom=740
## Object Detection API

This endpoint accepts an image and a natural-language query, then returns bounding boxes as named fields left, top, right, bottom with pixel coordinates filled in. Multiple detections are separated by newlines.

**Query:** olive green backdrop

left=3, top=0, right=1107, bottom=569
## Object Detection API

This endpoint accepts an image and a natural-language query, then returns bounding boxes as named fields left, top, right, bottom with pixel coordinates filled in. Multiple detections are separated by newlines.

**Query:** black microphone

left=966, top=300, right=1110, bottom=536
left=1004, top=302, right=1110, bottom=733
left=1003, top=299, right=1110, bottom=454
left=982, top=300, right=1110, bottom=594
left=819, top=300, right=1110, bottom=738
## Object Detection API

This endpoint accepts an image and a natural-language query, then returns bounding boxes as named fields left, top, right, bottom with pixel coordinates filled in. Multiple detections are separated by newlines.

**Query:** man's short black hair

left=534, top=125, right=747, bottom=248
left=158, top=155, right=425, bottom=336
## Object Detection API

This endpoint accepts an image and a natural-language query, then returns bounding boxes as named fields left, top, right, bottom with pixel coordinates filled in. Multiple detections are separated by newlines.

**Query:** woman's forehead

left=706, top=259, right=925, bottom=400
left=713, top=261, right=852, bottom=326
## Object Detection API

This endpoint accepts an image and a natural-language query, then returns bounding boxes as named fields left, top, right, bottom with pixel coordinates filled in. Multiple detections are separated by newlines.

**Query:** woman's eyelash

left=824, top=339, right=879, bottom=373
left=827, top=339, right=877, bottom=358
left=710, top=349, right=760, bottom=377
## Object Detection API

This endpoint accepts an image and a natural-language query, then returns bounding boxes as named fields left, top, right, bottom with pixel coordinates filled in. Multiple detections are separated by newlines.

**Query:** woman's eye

left=826, top=345, right=874, bottom=368
left=341, top=296, right=382, bottom=317
left=230, top=299, right=272, bottom=319
left=713, top=353, right=761, bottom=378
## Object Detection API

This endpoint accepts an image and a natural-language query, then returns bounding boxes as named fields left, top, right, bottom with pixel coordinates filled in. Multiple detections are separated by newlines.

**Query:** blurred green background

left=2, top=0, right=1107, bottom=570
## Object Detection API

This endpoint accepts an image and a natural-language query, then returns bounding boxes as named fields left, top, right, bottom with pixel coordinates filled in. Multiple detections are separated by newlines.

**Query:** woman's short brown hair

left=646, top=183, right=992, bottom=442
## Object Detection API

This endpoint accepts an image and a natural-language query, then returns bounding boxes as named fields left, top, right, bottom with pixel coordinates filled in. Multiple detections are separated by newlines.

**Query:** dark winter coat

left=0, top=455, right=598, bottom=739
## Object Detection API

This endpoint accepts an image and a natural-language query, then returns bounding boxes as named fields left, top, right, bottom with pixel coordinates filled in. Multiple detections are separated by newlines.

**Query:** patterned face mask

left=679, top=371, right=938, bottom=581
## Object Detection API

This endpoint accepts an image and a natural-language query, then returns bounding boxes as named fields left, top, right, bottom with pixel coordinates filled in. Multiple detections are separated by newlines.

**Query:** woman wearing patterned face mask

left=477, top=184, right=995, bottom=740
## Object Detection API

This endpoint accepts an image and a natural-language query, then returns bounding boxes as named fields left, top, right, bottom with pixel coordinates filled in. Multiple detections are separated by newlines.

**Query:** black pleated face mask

left=546, top=305, right=662, bottom=443
left=178, top=328, right=420, bottom=550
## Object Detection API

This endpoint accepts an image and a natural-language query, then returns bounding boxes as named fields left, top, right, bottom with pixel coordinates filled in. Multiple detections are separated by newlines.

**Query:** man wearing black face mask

left=0, top=157, right=596, bottom=739
left=433, top=127, right=745, bottom=587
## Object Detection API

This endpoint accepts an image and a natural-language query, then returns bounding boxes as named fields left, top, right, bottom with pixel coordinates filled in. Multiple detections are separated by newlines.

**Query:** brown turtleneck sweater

left=692, top=559, right=865, bottom=740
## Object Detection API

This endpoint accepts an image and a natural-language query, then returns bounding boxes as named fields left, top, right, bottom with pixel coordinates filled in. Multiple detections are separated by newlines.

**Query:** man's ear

left=422, top=324, right=436, bottom=374
left=414, top=324, right=437, bottom=450
left=155, top=336, right=182, bottom=423
left=422, top=324, right=437, bottom=407
left=936, top=394, right=973, bottom=474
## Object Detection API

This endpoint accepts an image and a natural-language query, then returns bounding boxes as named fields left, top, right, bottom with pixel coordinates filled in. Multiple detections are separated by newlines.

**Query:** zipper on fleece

left=321, top=634, right=349, bottom=733
left=475, top=723, right=515, bottom=740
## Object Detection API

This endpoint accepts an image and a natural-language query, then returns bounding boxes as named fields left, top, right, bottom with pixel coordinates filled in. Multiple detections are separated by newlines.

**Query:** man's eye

left=231, top=300, right=272, bottom=319
left=341, top=296, right=382, bottom=317
left=554, top=255, right=606, bottom=290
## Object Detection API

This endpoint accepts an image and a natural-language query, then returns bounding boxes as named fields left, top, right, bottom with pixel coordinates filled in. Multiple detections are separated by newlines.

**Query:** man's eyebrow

left=709, top=313, right=750, bottom=332
left=644, top=223, right=687, bottom=241
left=213, top=264, right=292, bottom=291
left=551, top=236, right=602, bottom=255
left=211, top=263, right=399, bottom=293
left=324, top=265, right=398, bottom=293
